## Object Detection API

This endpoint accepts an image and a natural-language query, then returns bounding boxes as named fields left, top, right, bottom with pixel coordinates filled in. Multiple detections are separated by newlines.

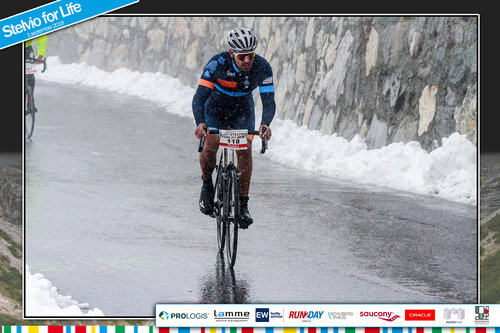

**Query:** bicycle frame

left=215, top=143, right=237, bottom=188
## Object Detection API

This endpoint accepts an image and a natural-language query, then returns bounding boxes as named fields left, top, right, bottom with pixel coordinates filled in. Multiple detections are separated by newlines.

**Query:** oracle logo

left=405, top=309, right=436, bottom=321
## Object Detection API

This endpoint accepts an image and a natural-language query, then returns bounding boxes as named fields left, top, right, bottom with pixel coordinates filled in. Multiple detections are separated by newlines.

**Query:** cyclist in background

left=192, top=28, right=276, bottom=229
left=25, top=35, right=47, bottom=111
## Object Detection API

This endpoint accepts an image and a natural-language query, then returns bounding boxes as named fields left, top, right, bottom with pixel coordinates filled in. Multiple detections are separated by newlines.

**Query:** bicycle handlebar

left=198, top=125, right=268, bottom=154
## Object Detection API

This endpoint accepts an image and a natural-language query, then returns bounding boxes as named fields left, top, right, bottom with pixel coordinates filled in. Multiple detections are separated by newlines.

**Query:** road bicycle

left=198, top=126, right=268, bottom=268
left=25, top=56, right=46, bottom=139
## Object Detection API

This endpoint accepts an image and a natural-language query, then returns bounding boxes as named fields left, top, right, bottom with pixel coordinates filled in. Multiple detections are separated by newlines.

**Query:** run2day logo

left=360, top=311, right=400, bottom=322
left=289, top=310, right=324, bottom=322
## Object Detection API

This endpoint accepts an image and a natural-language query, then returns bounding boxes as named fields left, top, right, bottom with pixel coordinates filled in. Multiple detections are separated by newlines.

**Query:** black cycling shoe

left=199, top=177, right=215, bottom=216
left=239, top=197, right=253, bottom=229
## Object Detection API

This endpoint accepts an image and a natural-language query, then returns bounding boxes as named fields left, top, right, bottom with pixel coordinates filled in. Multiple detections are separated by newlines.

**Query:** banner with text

left=155, top=304, right=497, bottom=328
left=0, top=0, right=138, bottom=50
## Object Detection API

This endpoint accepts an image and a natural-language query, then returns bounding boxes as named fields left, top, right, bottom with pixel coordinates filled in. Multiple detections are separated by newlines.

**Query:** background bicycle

left=25, top=56, right=46, bottom=140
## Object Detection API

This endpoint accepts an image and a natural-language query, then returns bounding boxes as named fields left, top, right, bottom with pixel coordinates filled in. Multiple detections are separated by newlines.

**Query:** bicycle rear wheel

left=25, top=87, right=35, bottom=139
left=225, top=167, right=239, bottom=268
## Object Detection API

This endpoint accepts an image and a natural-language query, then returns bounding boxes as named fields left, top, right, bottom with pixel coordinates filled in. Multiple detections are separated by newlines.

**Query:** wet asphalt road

left=25, top=80, right=477, bottom=317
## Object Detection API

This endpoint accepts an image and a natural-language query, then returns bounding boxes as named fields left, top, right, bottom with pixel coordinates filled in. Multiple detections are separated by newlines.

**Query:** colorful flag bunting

left=4, top=328, right=500, bottom=333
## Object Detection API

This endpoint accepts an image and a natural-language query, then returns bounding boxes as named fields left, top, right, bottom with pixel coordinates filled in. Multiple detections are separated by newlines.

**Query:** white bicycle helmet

left=226, top=28, right=258, bottom=52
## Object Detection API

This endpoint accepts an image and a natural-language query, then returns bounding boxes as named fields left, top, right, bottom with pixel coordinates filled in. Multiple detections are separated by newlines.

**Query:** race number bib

left=25, top=62, right=37, bottom=74
left=219, top=129, right=248, bottom=150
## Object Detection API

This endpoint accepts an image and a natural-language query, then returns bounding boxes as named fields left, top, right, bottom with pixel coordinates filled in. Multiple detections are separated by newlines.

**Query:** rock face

left=0, top=154, right=21, bottom=226
left=47, top=16, right=477, bottom=150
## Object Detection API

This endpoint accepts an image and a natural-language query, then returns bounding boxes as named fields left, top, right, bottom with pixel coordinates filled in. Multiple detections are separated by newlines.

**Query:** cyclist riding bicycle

left=25, top=35, right=48, bottom=112
left=193, top=27, right=276, bottom=229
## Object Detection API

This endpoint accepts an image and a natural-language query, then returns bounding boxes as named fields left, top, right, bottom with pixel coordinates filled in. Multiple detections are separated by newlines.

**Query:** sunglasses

left=233, top=51, right=255, bottom=61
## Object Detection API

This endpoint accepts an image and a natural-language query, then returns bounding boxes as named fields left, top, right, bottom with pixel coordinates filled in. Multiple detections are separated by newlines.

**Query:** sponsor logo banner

left=155, top=304, right=500, bottom=327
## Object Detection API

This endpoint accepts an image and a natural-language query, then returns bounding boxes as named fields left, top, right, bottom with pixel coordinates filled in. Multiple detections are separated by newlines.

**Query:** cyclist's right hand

left=195, top=123, right=208, bottom=139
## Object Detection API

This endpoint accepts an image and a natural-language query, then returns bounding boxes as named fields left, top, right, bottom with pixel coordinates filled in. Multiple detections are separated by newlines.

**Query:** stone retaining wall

left=46, top=16, right=477, bottom=150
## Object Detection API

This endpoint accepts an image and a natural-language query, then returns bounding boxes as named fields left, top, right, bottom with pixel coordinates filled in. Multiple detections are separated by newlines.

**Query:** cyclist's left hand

left=259, top=124, right=271, bottom=140
left=35, top=56, right=44, bottom=64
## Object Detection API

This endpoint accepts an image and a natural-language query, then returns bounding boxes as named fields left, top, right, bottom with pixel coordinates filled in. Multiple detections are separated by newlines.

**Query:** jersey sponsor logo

left=226, top=70, right=236, bottom=77
left=242, top=75, right=249, bottom=89
left=262, top=76, right=273, bottom=84
left=217, top=55, right=226, bottom=65
left=203, top=60, right=218, bottom=78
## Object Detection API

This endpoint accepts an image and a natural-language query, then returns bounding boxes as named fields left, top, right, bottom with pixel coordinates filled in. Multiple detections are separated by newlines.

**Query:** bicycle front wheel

left=25, top=88, right=35, bottom=139
left=214, top=170, right=226, bottom=253
left=225, top=168, right=239, bottom=268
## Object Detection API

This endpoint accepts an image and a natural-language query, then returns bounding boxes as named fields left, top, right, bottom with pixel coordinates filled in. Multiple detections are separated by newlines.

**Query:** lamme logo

left=289, top=311, right=324, bottom=319
left=214, top=310, right=250, bottom=319
left=360, top=311, right=400, bottom=322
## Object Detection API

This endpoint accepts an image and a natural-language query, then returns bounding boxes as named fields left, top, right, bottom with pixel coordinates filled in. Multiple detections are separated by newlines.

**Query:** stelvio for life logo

left=405, top=309, right=436, bottom=321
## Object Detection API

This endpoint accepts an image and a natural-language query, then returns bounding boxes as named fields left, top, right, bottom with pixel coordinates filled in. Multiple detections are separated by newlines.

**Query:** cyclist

left=193, top=28, right=276, bottom=229
left=25, top=35, right=47, bottom=111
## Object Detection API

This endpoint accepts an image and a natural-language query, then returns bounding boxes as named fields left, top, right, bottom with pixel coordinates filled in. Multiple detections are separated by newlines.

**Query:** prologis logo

left=360, top=311, right=400, bottom=322
left=158, top=311, right=169, bottom=320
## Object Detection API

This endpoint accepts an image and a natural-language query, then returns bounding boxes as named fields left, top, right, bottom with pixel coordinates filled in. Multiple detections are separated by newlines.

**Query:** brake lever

left=198, top=125, right=208, bottom=153
left=261, top=126, right=268, bottom=154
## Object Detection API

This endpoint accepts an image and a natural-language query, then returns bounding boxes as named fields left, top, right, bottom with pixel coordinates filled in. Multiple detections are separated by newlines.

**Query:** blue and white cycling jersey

left=192, top=51, right=276, bottom=128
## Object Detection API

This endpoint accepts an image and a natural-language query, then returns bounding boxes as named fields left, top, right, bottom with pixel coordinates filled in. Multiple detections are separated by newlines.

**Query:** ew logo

left=256, top=308, right=269, bottom=322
